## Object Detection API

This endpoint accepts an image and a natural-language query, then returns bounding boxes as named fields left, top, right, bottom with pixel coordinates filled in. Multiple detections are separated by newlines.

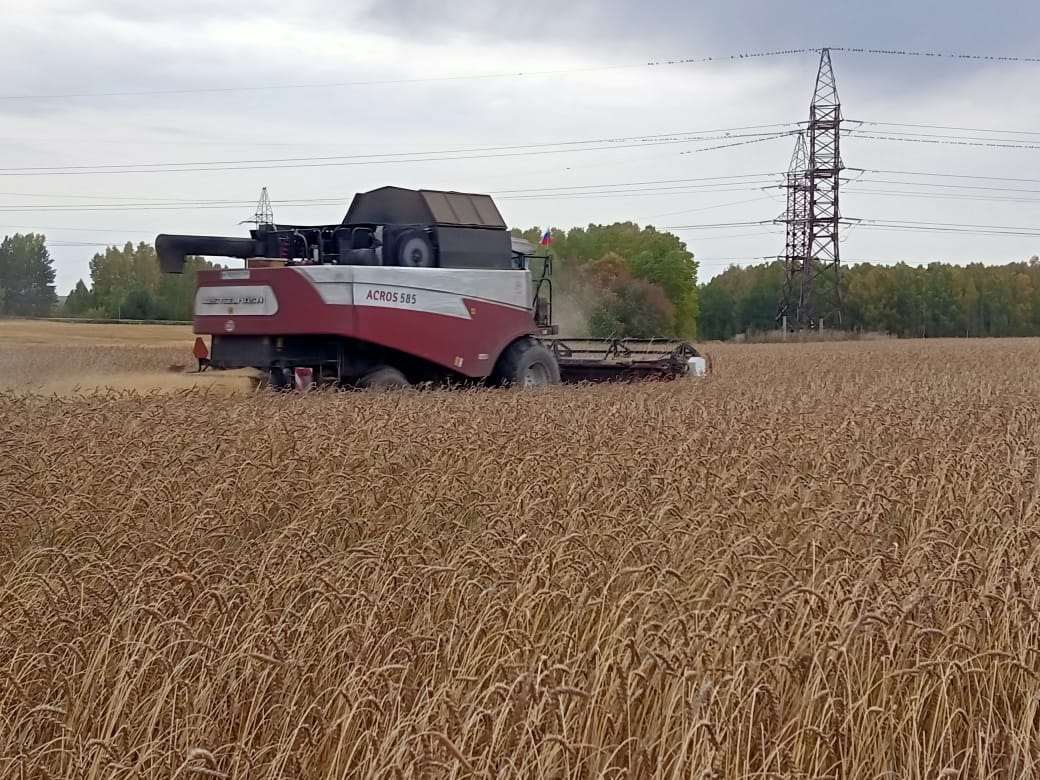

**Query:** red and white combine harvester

left=156, top=186, right=710, bottom=390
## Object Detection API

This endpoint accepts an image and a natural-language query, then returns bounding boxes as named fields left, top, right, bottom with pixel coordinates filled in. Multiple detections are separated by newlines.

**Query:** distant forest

left=699, top=257, right=1040, bottom=340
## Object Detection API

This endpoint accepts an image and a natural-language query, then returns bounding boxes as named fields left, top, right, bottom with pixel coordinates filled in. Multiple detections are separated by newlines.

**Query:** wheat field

left=2, top=325, right=1040, bottom=778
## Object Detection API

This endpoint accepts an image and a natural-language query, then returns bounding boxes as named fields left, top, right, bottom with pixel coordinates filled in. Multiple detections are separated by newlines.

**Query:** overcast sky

left=2, top=0, right=1040, bottom=294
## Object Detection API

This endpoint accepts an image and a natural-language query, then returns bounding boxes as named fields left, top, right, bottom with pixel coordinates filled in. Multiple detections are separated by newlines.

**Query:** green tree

left=83, top=241, right=215, bottom=320
left=696, top=277, right=738, bottom=340
left=155, top=255, right=215, bottom=320
left=62, top=279, right=94, bottom=316
left=609, top=280, right=677, bottom=338
left=89, top=242, right=139, bottom=316
left=514, top=222, right=699, bottom=337
left=924, top=262, right=964, bottom=337
left=844, top=263, right=890, bottom=331
left=0, top=233, right=58, bottom=316
left=696, top=260, right=784, bottom=338
left=119, top=287, right=163, bottom=320
left=569, top=253, right=675, bottom=338
left=739, top=262, right=785, bottom=332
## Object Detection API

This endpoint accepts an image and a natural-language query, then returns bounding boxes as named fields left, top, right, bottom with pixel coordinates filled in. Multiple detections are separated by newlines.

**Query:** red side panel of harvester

left=192, top=264, right=538, bottom=379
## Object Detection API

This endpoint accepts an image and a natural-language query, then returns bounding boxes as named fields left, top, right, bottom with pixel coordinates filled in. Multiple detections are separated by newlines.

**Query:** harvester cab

left=509, top=236, right=557, bottom=336
left=156, top=185, right=708, bottom=389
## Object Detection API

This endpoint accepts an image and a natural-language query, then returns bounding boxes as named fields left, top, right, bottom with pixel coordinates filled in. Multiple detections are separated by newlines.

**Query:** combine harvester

left=156, top=186, right=710, bottom=390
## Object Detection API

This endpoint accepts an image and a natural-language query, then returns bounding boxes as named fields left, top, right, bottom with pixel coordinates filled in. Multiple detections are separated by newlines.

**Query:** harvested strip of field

left=0, top=319, right=195, bottom=347
left=0, top=344, right=257, bottom=395
left=0, top=321, right=256, bottom=395
left=1, top=338, right=1039, bottom=778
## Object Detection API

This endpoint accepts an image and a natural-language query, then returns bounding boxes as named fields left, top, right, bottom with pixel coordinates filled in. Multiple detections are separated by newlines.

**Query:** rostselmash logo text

left=201, top=295, right=265, bottom=306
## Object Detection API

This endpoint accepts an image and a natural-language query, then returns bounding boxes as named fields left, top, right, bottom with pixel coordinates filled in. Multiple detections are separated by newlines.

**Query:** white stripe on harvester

left=354, top=284, right=472, bottom=319
left=294, top=265, right=533, bottom=310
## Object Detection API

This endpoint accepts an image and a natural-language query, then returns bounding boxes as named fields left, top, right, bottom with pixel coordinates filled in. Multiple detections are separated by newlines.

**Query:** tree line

left=2, top=227, right=1039, bottom=342
left=699, top=257, right=1040, bottom=340
left=66, top=243, right=218, bottom=321
left=0, top=234, right=218, bottom=321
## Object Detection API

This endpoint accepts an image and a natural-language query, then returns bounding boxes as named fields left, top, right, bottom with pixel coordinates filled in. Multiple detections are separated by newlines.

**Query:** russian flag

left=539, top=227, right=552, bottom=246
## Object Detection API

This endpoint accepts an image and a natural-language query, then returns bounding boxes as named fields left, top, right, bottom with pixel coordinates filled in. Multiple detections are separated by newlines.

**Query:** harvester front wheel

left=358, top=365, right=410, bottom=390
left=493, top=338, right=561, bottom=388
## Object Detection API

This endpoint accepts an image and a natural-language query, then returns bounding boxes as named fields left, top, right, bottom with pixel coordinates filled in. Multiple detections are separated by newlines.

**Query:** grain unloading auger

left=156, top=185, right=710, bottom=390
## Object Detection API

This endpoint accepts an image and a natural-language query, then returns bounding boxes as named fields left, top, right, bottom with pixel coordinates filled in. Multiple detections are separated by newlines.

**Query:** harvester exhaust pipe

left=156, top=234, right=263, bottom=273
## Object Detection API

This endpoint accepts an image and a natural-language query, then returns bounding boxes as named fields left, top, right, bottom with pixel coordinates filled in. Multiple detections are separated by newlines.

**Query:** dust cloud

left=548, top=288, right=593, bottom=337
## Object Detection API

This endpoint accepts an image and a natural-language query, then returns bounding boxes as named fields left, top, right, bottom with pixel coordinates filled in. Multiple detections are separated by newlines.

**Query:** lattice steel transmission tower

left=243, top=186, right=275, bottom=229
left=777, top=48, right=844, bottom=331
left=776, top=131, right=810, bottom=330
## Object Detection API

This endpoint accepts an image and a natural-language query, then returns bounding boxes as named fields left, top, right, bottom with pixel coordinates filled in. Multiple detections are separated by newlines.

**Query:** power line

left=7, top=177, right=1038, bottom=218
left=673, top=229, right=784, bottom=241
left=0, top=185, right=780, bottom=212
left=0, top=128, right=789, bottom=171
left=855, top=218, right=1040, bottom=238
left=498, top=183, right=779, bottom=201
left=18, top=120, right=1040, bottom=190
left=664, top=216, right=1040, bottom=238
left=0, top=172, right=792, bottom=222
left=490, top=171, right=783, bottom=194
left=846, top=177, right=1040, bottom=194
left=661, top=219, right=774, bottom=230
left=858, top=225, right=1040, bottom=237
left=0, top=223, right=155, bottom=234
left=7, top=118, right=1040, bottom=151
left=867, top=217, right=1040, bottom=231
left=851, top=120, right=1040, bottom=137
left=0, top=131, right=797, bottom=178
left=635, top=194, right=780, bottom=220
left=17, top=182, right=1040, bottom=217
left=3, top=123, right=1037, bottom=183
left=6, top=45, right=1039, bottom=104
left=0, top=49, right=819, bottom=102
left=847, top=188, right=1040, bottom=204
left=0, top=179, right=786, bottom=213
left=828, top=47, right=1040, bottom=63
left=847, top=167, right=1040, bottom=185
left=10, top=166, right=1040, bottom=212
left=4, top=126, right=1010, bottom=182
left=0, top=171, right=783, bottom=204
left=848, top=128, right=1040, bottom=145
left=847, top=132, right=1040, bottom=151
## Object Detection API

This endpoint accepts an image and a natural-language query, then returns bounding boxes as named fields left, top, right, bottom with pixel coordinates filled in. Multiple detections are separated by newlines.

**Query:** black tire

left=394, top=229, right=436, bottom=267
left=493, top=337, right=561, bottom=387
left=358, top=365, right=410, bottom=389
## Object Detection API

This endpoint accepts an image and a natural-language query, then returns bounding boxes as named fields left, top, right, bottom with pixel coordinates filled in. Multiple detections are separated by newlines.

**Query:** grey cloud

left=354, top=0, right=1040, bottom=94
left=354, top=0, right=1040, bottom=53
left=51, top=0, right=262, bottom=23
left=357, top=0, right=631, bottom=48
left=47, top=0, right=1040, bottom=54
left=8, top=0, right=1036, bottom=122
